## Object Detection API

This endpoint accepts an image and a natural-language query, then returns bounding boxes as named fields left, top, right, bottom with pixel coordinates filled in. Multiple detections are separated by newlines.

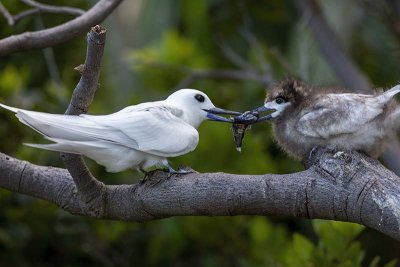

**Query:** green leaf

left=293, top=233, right=315, bottom=261
left=383, top=259, right=398, bottom=267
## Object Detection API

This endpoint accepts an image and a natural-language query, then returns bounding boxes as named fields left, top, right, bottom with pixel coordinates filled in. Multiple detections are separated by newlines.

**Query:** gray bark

left=1, top=147, right=400, bottom=240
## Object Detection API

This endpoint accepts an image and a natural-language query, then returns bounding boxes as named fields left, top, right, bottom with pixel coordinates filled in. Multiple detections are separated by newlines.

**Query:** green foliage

left=127, top=29, right=214, bottom=91
left=0, top=65, right=26, bottom=98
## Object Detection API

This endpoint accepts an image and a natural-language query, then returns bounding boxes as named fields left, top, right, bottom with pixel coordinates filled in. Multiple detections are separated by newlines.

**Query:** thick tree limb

left=0, top=0, right=122, bottom=56
left=1, top=147, right=399, bottom=240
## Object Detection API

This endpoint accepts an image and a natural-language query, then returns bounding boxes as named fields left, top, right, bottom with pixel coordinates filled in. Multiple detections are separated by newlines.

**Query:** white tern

left=0, top=89, right=239, bottom=174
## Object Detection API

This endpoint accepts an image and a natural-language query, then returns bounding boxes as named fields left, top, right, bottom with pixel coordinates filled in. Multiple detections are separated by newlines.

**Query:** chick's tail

left=381, top=85, right=400, bottom=100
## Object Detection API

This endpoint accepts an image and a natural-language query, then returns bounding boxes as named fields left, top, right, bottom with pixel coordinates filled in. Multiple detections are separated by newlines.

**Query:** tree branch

left=1, top=147, right=399, bottom=240
left=13, top=8, right=40, bottom=22
left=59, top=25, right=108, bottom=216
left=174, top=69, right=271, bottom=90
left=0, top=2, right=14, bottom=26
left=20, top=0, right=85, bottom=16
left=0, top=0, right=123, bottom=56
left=133, top=61, right=271, bottom=89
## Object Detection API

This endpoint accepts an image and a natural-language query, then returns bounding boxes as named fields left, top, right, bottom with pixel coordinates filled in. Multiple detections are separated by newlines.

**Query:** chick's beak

left=203, top=107, right=241, bottom=123
left=253, top=105, right=270, bottom=113
left=248, top=104, right=275, bottom=123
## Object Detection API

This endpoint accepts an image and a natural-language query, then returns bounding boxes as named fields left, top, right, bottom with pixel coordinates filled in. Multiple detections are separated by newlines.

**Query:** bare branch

left=133, top=61, right=271, bottom=89
left=59, top=25, right=108, bottom=216
left=240, top=29, right=275, bottom=84
left=3, top=0, right=85, bottom=26
left=0, top=2, right=14, bottom=26
left=20, top=0, right=85, bottom=16
left=13, top=8, right=40, bottom=22
left=174, top=69, right=271, bottom=90
left=269, top=47, right=297, bottom=76
left=1, top=148, right=399, bottom=240
left=240, top=29, right=271, bottom=74
left=217, top=41, right=257, bottom=72
left=0, top=0, right=123, bottom=56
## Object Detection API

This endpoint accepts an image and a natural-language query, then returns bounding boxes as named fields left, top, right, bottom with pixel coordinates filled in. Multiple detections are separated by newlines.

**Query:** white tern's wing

left=0, top=103, right=199, bottom=157
left=83, top=104, right=200, bottom=157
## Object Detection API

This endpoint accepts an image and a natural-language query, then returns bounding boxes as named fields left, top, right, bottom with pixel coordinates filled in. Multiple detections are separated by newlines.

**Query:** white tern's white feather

left=0, top=89, right=236, bottom=173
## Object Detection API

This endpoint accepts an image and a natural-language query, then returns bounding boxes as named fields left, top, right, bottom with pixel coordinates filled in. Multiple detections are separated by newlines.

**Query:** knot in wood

left=311, top=147, right=363, bottom=187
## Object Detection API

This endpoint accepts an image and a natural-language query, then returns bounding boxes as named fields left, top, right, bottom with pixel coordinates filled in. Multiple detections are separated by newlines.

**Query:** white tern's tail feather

left=24, top=142, right=80, bottom=154
left=0, top=103, right=19, bottom=113
left=16, top=111, right=108, bottom=141
left=0, top=104, right=132, bottom=145
left=26, top=137, right=163, bottom=172
left=0, top=103, right=99, bottom=140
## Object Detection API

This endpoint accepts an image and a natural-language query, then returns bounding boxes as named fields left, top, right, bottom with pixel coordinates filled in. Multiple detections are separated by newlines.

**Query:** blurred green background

left=1, top=0, right=400, bottom=266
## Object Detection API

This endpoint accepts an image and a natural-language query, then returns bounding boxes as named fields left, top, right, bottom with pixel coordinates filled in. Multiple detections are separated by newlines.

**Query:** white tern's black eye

left=195, top=94, right=205, bottom=102
left=275, top=96, right=286, bottom=104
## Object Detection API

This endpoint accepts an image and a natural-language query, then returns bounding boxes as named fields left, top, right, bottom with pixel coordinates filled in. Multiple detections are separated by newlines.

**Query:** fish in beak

left=203, top=107, right=242, bottom=123
left=231, top=105, right=275, bottom=152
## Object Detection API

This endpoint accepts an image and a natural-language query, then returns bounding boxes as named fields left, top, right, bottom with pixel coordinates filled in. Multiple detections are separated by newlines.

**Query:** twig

left=241, top=29, right=270, bottom=73
left=134, top=61, right=271, bottom=89
left=174, top=69, right=271, bottom=90
left=1, top=0, right=84, bottom=26
left=0, top=0, right=122, bottom=56
left=0, top=2, right=14, bottom=26
left=217, top=41, right=257, bottom=72
left=269, top=47, right=297, bottom=76
left=13, top=8, right=40, bottom=22
left=20, top=0, right=85, bottom=16
left=60, top=25, right=107, bottom=216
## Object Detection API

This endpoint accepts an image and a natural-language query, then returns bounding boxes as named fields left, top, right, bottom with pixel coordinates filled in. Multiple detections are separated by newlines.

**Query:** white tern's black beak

left=203, top=107, right=242, bottom=123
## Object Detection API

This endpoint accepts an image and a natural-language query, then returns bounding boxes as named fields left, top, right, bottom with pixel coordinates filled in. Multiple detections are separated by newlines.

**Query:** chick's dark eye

left=194, top=94, right=205, bottom=102
left=275, top=96, right=286, bottom=104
